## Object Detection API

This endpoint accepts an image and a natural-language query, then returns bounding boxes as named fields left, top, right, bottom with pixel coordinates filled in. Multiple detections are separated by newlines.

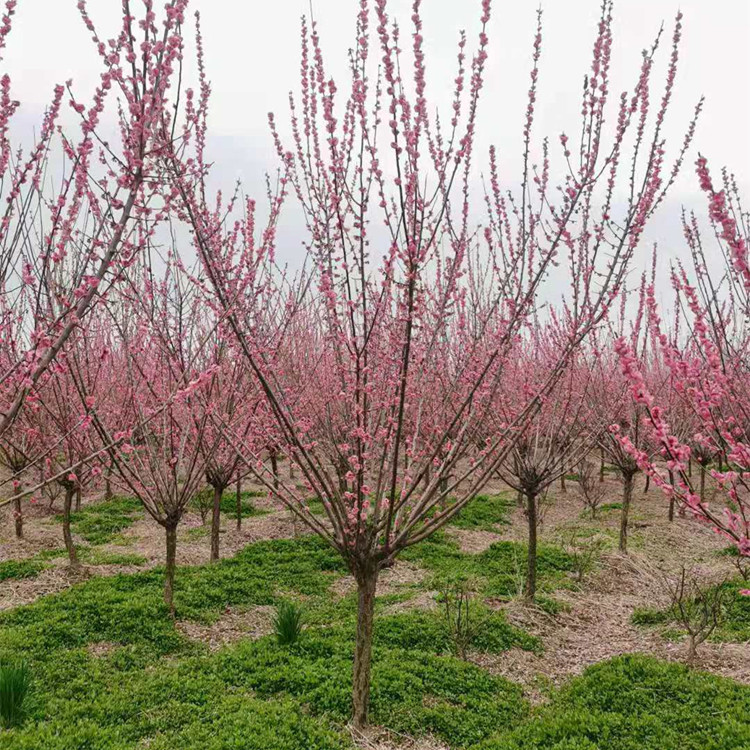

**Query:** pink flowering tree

left=82, top=260, right=224, bottom=614
left=492, top=332, right=606, bottom=599
left=615, top=157, right=750, bottom=575
left=171, top=0, right=697, bottom=726
left=0, top=0, right=193, bottom=449
left=30, top=349, right=106, bottom=570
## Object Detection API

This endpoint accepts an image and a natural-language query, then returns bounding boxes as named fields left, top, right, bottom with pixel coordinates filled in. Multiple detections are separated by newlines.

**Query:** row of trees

left=0, top=0, right=746, bottom=730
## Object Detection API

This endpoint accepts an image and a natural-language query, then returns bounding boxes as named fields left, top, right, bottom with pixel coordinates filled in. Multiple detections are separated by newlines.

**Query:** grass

left=0, top=535, right=534, bottom=749
left=598, top=501, right=623, bottom=512
left=475, top=654, right=750, bottom=749
left=78, top=548, right=148, bottom=567
left=0, top=660, right=31, bottom=729
left=450, top=494, right=515, bottom=531
left=0, top=559, right=47, bottom=583
left=402, top=531, right=576, bottom=600
left=58, top=496, right=143, bottom=545
left=0, top=524, right=748, bottom=748
left=273, top=600, right=304, bottom=645
left=219, top=490, right=267, bottom=520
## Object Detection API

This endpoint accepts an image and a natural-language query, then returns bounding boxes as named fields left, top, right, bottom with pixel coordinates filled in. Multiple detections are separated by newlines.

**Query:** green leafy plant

left=0, top=559, right=47, bottom=582
left=273, top=600, right=304, bottom=645
left=450, top=494, right=514, bottom=531
left=61, top=496, right=143, bottom=545
left=0, top=660, right=31, bottom=729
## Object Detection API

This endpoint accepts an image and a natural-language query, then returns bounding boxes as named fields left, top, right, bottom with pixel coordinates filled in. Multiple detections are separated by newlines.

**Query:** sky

left=3, top=0, right=749, bottom=285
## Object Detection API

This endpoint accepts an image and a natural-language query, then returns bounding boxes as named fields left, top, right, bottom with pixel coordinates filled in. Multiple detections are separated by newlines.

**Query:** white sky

left=4, top=0, right=749, bottom=283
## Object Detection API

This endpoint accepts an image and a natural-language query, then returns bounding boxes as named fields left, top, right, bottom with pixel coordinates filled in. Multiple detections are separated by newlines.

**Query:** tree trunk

left=687, top=458, right=692, bottom=478
left=105, top=469, right=113, bottom=500
left=13, top=488, right=22, bottom=539
left=687, top=634, right=697, bottom=664
left=699, top=464, right=706, bottom=502
left=619, top=473, right=634, bottom=553
left=352, top=567, right=379, bottom=730
left=525, top=492, right=538, bottom=600
left=210, top=484, right=223, bottom=562
left=668, top=469, right=675, bottom=521
left=235, top=477, right=242, bottom=530
left=643, top=474, right=650, bottom=494
left=164, top=522, right=178, bottom=617
left=560, top=473, right=567, bottom=493
left=62, top=486, right=79, bottom=569
left=439, top=475, right=448, bottom=510
left=270, top=449, right=279, bottom=490
left=599, top=448, right=605, bottom=482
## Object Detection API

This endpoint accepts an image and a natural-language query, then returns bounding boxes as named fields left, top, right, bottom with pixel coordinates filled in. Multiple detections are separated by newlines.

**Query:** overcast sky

left=4, top=0, right=749, bottom=281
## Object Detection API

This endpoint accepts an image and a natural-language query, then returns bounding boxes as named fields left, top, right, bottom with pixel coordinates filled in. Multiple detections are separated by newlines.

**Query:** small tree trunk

left=289, top=460, right=295, bottom=480
left=62, top=486, right=79, bottom=570
left=525, top=492, right=538, bottom=601
left=718, top=453, right=724, bottom=471
left=643, top=474, right=650, bottom=494
left=619, top=472, right=634, bottom=553
left=687, top=458, right=692, bottom=478
left=352, top=567, right=379, bottom=730
left=699, top=464, right=706, bottom=502
left=560, top=473, right=567, bottom=494
left=235, top=477, right=242, bottom=530
left=105, top=469, right=113, bottom=500
left=210, top=484, right=223, bottom=562
left=164, top=522, right=178, bottom=617
left=686, top=633, right=697, bottom=664
left=13, top=488, right=23, bottom=539
left=599, top=448, right=605, bottom=482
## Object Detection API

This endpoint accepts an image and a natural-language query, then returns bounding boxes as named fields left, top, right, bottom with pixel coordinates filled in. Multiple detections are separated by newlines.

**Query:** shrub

left=274, top=601, right=304, bottom=645
left=0, top=660, right=31, bottom=728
